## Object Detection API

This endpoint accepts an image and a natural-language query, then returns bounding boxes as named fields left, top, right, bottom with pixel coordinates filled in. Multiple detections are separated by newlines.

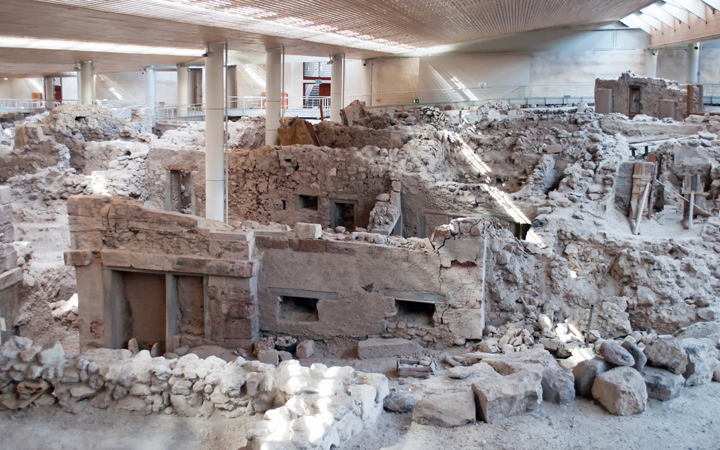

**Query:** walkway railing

left=703, top=84, right=720, bottom=105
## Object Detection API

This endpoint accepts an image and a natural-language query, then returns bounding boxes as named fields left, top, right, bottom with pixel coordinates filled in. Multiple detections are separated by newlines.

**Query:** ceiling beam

left=666, top=0, right=707, bottom=19
left=661, top=2, right=692, bottom=23
left=641, top=3, right=677, bottom=26
left=650, top=4, right=720, bottom=47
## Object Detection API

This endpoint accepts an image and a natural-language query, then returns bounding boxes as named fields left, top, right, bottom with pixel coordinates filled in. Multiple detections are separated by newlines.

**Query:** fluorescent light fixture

left=0, top=37, right=204, bottom=56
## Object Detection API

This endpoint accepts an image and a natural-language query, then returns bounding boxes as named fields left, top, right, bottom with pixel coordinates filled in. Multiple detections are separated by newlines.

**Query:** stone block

left=541, top=368, right=575, bottom=404
left=599, top=341, right=635, bottom=367
left=443, top=308, right=484, bottom=340
left=0, top=223, right=15, bottom=243
left=64, top=250, right=94, bottom=267
left=66, top=195, right=112, bottom=217
left=295, top=223, right=322, bottom=239
left=681, top=338, right=717, bottom=386
left=37, top=341, right=65, bottom=366
left=0, top=186, right=11, bottom=205
left=0, top=245, right=17, bottom=272
left=0, top=267, right=22, bottom=291
left=0, top=205, right=13, bottom=227
left=296, top=340, right=315, bottom=359
left=592, top=367, right=647, bottom=416
left=595, top=88, right=613, bottom=115
left=288, top=238, right=327, bottom=253
left=644, top=336, right=687, bottom=375
left=472, top=371, right=542, bottom=423
left=258, top=349, right=279, bottom=366
left=357, top=338, right=421, bottom=359
left=224, top=317, right=258, bottom=340
left=412, top=391, right=476, bottom=427
left=384, top=390, right=418, bottom=413
left=622, top=340, right=647, bottom=373
left=643, top=366, right=684, bottom=401
left=572, top=358, right=611, bottom=398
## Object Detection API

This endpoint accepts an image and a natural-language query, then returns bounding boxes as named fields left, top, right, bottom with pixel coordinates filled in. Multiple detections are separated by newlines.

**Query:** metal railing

left=154, top=103, right=205, bottom=120
left=703, top=83, right=720, bottom=105
left=0, top=98, right=78, bottom=112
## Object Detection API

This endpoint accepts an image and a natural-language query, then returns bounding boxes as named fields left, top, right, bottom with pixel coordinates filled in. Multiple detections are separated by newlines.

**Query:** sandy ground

left=1, top=383, right=718, bottom=450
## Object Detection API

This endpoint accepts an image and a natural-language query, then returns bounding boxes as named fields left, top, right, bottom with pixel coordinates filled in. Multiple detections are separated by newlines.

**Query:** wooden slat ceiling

left=1, top=0, right=655, bottom=77
left=29, top=0, right=654, bottom=51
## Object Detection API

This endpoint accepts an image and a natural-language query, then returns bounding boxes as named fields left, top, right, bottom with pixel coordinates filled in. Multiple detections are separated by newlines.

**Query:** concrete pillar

left=80, top=61, right=94, bottom=105
left=145, top=66, right=156, bottom=112
left=76, top=69, right=82, bottom=103
left=177, top=64, right=189, bottom=117
left=645, top=50, right=658, bottom=79
left=265, top=48, right=282, bottom=146
left=687, top=43, right=700, bottom=83
left=44, top=76, right=55, bottom=109
left=227, top=65, right=238, bottom=108
left=204, top=42, right=225, bottom=222
left=330, top=54, right=344, bottom=122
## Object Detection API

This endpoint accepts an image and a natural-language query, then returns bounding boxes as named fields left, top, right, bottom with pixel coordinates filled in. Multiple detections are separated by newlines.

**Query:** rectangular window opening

left=279, top=296, right=319, bottom=322
left=393, top=300, right=435, bottom=325
left=296, top=194, right=319, bottom=211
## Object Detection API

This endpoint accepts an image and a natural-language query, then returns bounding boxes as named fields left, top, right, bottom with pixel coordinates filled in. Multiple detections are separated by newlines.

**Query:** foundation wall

left=66, top=195, right=260, bottom=352
left=67, top=196, right=491, bottom=348
left=595, top=73, right=689, bottom=121
left=0, top=185, right=22, bottom=345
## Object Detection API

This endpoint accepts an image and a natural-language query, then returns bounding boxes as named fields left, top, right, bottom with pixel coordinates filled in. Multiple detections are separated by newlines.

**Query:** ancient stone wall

left=0, top=336, right=389, bottom=449
left=0, top=185, right=22, bottom=344
left=595, top=72, right=688, bottom=121
left=65, top=195, right=259, bottom=352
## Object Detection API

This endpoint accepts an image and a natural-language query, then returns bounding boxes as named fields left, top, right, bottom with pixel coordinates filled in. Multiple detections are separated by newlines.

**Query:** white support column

left=204, top=42, right=225, bottom=222
left=227, top=65, right=238, bottom=109
left=145, top=66, right=156, bottom=112
left=44, top=76, right=55, bottom=110
left=177, top=64, right=189, bottom=117
left=76, top=69, right=82, bottom=104
left=687, top=43, right=700, bottom=83
left=265, top=48, right=282, bottom=146
left=80, top=61, right=94, bottom=105
left=645, top=49, right=658, bottom=78
left=330, top=53, right=344, bottom=122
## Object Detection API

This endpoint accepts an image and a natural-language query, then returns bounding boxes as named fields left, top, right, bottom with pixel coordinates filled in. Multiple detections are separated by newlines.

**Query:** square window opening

left=296, top=194, right=319, bottom=211
left=393, top=300, right=435, bottom=325
left=279, top=296, right=319, bottom=322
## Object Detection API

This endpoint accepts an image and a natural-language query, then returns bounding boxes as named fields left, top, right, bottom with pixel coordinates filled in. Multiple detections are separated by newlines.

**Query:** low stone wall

left=0, top=336, right=388, bottom=450
left=0, top=185, right=21, bottom=345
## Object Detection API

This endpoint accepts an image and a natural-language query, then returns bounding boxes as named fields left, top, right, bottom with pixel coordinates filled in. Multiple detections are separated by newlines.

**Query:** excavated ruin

left=1, top=98, right=720, bottom=449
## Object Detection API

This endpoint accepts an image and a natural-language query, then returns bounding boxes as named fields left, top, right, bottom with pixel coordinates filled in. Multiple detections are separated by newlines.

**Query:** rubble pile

left=0, top=336, right=388, bottom=449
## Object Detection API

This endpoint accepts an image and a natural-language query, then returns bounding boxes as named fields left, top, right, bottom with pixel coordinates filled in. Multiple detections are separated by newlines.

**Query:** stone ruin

left=1, top=99, right=720, bottom=447
left=595, top=71, right=704, bottom=122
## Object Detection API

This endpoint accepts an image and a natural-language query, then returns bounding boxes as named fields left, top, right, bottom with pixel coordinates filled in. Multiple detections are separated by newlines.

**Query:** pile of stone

left=252, top=335, right=316, bottom=365
left=415, top=106, right=451, bottom=129
left=573, top=333, right=719, bottom=415
left=48, top=293, right=79, bottom=327
left=368, top=180, right=402, bottom=235
left=408, top=349, right=572, bottom=427
left=0, top=336, right=388, bottom=449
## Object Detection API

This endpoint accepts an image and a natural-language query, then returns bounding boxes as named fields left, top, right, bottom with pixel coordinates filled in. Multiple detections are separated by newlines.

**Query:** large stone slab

left=357, top=338, right=420, bottom=360
left=412, top=391, right=476, bottom=427
left=643, top=366, right=684, bottom=401
left=592, top=367, right=647, bottom=416
left=644, top=337, right=687, bottom=375
left=681, top=338, right=718, bottom=386
left=472, top=371, right=542, bottom=423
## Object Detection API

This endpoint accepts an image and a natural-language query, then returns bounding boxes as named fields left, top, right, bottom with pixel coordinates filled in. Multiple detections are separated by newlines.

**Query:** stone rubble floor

left=1, top=381, right=718, bottom=450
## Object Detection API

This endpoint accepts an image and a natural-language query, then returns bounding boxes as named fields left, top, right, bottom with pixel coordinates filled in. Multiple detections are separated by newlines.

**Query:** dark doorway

left=331, top=200, right=357, bottom=230
left=114, top=271, right=166, bottom=352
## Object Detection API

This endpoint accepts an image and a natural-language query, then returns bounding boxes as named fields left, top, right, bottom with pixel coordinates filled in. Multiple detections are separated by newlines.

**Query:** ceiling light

left=0, top=37, right=204, bottom=56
